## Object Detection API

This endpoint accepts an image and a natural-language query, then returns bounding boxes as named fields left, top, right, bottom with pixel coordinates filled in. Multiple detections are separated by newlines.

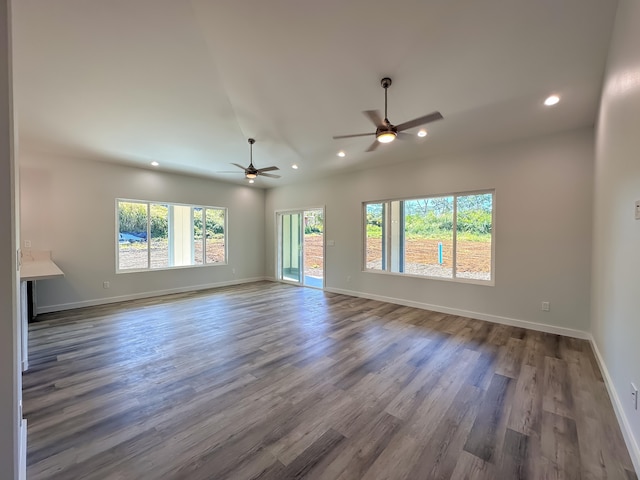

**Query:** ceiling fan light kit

left=376, top=130, right=397, bottom=143
left=333, top=76, right=444, bottom=152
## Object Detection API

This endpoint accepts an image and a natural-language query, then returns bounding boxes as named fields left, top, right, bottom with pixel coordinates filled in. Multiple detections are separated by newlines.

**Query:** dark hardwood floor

left=24, top=281, right=636, bottom=479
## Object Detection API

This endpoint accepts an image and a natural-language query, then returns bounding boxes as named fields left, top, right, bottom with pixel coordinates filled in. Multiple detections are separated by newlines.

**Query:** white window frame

left=363, top=189, right=495, bottom=286
left=116, top=198, right=228, bottom=273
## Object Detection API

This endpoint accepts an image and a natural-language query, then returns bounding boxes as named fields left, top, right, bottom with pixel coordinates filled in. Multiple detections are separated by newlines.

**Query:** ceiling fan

left=217, top=138, right=280, bottom=182
left=333, top=77, right=444, bottom=152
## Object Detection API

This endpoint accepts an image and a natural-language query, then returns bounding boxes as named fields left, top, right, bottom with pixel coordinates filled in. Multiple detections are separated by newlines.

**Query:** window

left=365, top=203, right=385, bottom=270
left=363, top=191, right=493, bottom=283
left=117, top=199, right=226, bottom=272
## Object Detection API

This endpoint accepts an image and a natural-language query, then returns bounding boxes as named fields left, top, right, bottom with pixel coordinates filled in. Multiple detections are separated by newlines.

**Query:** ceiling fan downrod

left=248, top=138, right=255, bottom=167
left=381, top=77, right=392, bottom=126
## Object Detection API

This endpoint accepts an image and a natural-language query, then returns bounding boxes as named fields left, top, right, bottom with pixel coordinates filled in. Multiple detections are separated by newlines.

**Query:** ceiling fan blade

left=365, top=140, right=380, bottom=152
left=395, top=111, right=444, bottom=132
left=230, top=163, right=247, bottom=170
left=259, top=172, right=281, bottom=178
left=333, top=133, right=376, bottom=140
left=257, top=166, right=279, bottom=173
left=363, top=110, right=384, bottom=128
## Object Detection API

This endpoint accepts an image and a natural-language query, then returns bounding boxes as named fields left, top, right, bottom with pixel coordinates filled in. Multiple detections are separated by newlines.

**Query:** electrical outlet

left=232, top=268, right=236, bottom=274
left=541, top=301, right=550, bottom=311
left=103, top=281, right=110, bottom=289
left=632, top=383, right=638, bottom=410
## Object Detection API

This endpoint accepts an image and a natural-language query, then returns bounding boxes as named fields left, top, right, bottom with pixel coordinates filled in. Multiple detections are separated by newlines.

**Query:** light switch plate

left=635, top=200, right=640, bottom=220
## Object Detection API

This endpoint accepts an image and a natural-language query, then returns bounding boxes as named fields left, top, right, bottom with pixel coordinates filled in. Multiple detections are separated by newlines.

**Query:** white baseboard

left=588, top=335, right=640, bottom=474
left=323, top=286, right=590, bottom=340
left=36, top=277, right=267, bottom=314
left=19, top=418, right=26, bottom=480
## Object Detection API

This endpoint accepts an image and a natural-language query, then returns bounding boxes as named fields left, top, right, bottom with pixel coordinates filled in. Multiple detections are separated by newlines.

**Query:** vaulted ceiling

left=12, top=0, right=618, bottom=186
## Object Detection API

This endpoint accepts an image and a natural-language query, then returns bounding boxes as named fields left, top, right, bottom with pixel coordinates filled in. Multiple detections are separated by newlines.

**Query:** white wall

left=0, top=0, right=20, bottom=477
left=592, top=0, right=640, bottom=468
left=20, top=152, right=266, bottom=312
left=266, top=128, right=594, bottom=335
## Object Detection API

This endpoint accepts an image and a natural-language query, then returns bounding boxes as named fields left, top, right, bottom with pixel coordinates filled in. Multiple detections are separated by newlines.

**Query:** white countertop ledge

left=20, top=251, right=64, bottom=281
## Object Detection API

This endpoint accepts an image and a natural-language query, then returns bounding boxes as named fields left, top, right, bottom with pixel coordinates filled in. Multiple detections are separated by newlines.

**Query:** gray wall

left=266, top=128, right=594, bottom=335
left=20, top=152, right=266, bottom=312
left=592, top=0, right=640, bottom=465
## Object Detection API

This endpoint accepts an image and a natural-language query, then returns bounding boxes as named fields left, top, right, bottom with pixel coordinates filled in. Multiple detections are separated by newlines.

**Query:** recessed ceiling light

left=337, top=151, right=346, bottom=158
left=150, top=161, right=159, bottom=166
left=417, top=130, right=427, bottom=137
left=248, top=179, right=254, bottom=184
left=544, top=95, right=560, bottom=106
left=292, top=164, right=299, bottom=169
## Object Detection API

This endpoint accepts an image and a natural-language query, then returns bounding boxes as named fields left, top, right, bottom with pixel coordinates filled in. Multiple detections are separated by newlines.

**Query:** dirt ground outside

left=119, top=234, right=489, bottom=280
left=119, top=239, right=225, bottom=270
left=304, top=234, right=324, bottom=279
left=303, top=234, right=490, bottom=280
left=366, top=237, right=491, bottom=280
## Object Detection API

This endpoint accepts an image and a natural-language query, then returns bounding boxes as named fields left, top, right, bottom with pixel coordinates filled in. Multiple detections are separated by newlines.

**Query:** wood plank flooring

left=24, top=281, right=636, bottom=479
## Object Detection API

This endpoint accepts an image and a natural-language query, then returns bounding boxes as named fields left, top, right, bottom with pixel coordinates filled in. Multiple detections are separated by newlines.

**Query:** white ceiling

left=12, top=0, right=618, bottom=187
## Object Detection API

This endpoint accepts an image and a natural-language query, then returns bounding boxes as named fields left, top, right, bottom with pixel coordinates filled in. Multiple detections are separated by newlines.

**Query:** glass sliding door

left=280, top=212, right=303, bottom=283
left=278, top=208, right=324, bottom=288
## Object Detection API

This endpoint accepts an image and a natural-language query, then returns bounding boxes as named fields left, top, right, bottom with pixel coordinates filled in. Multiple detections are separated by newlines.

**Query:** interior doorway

left=277, top=208, right=324, bottom=288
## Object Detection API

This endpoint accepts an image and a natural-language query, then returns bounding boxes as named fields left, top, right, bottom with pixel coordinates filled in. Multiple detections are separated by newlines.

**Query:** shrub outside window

left=363, top=191, right=494, bottom=284
left=117, top=199, right=227, bottom=272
